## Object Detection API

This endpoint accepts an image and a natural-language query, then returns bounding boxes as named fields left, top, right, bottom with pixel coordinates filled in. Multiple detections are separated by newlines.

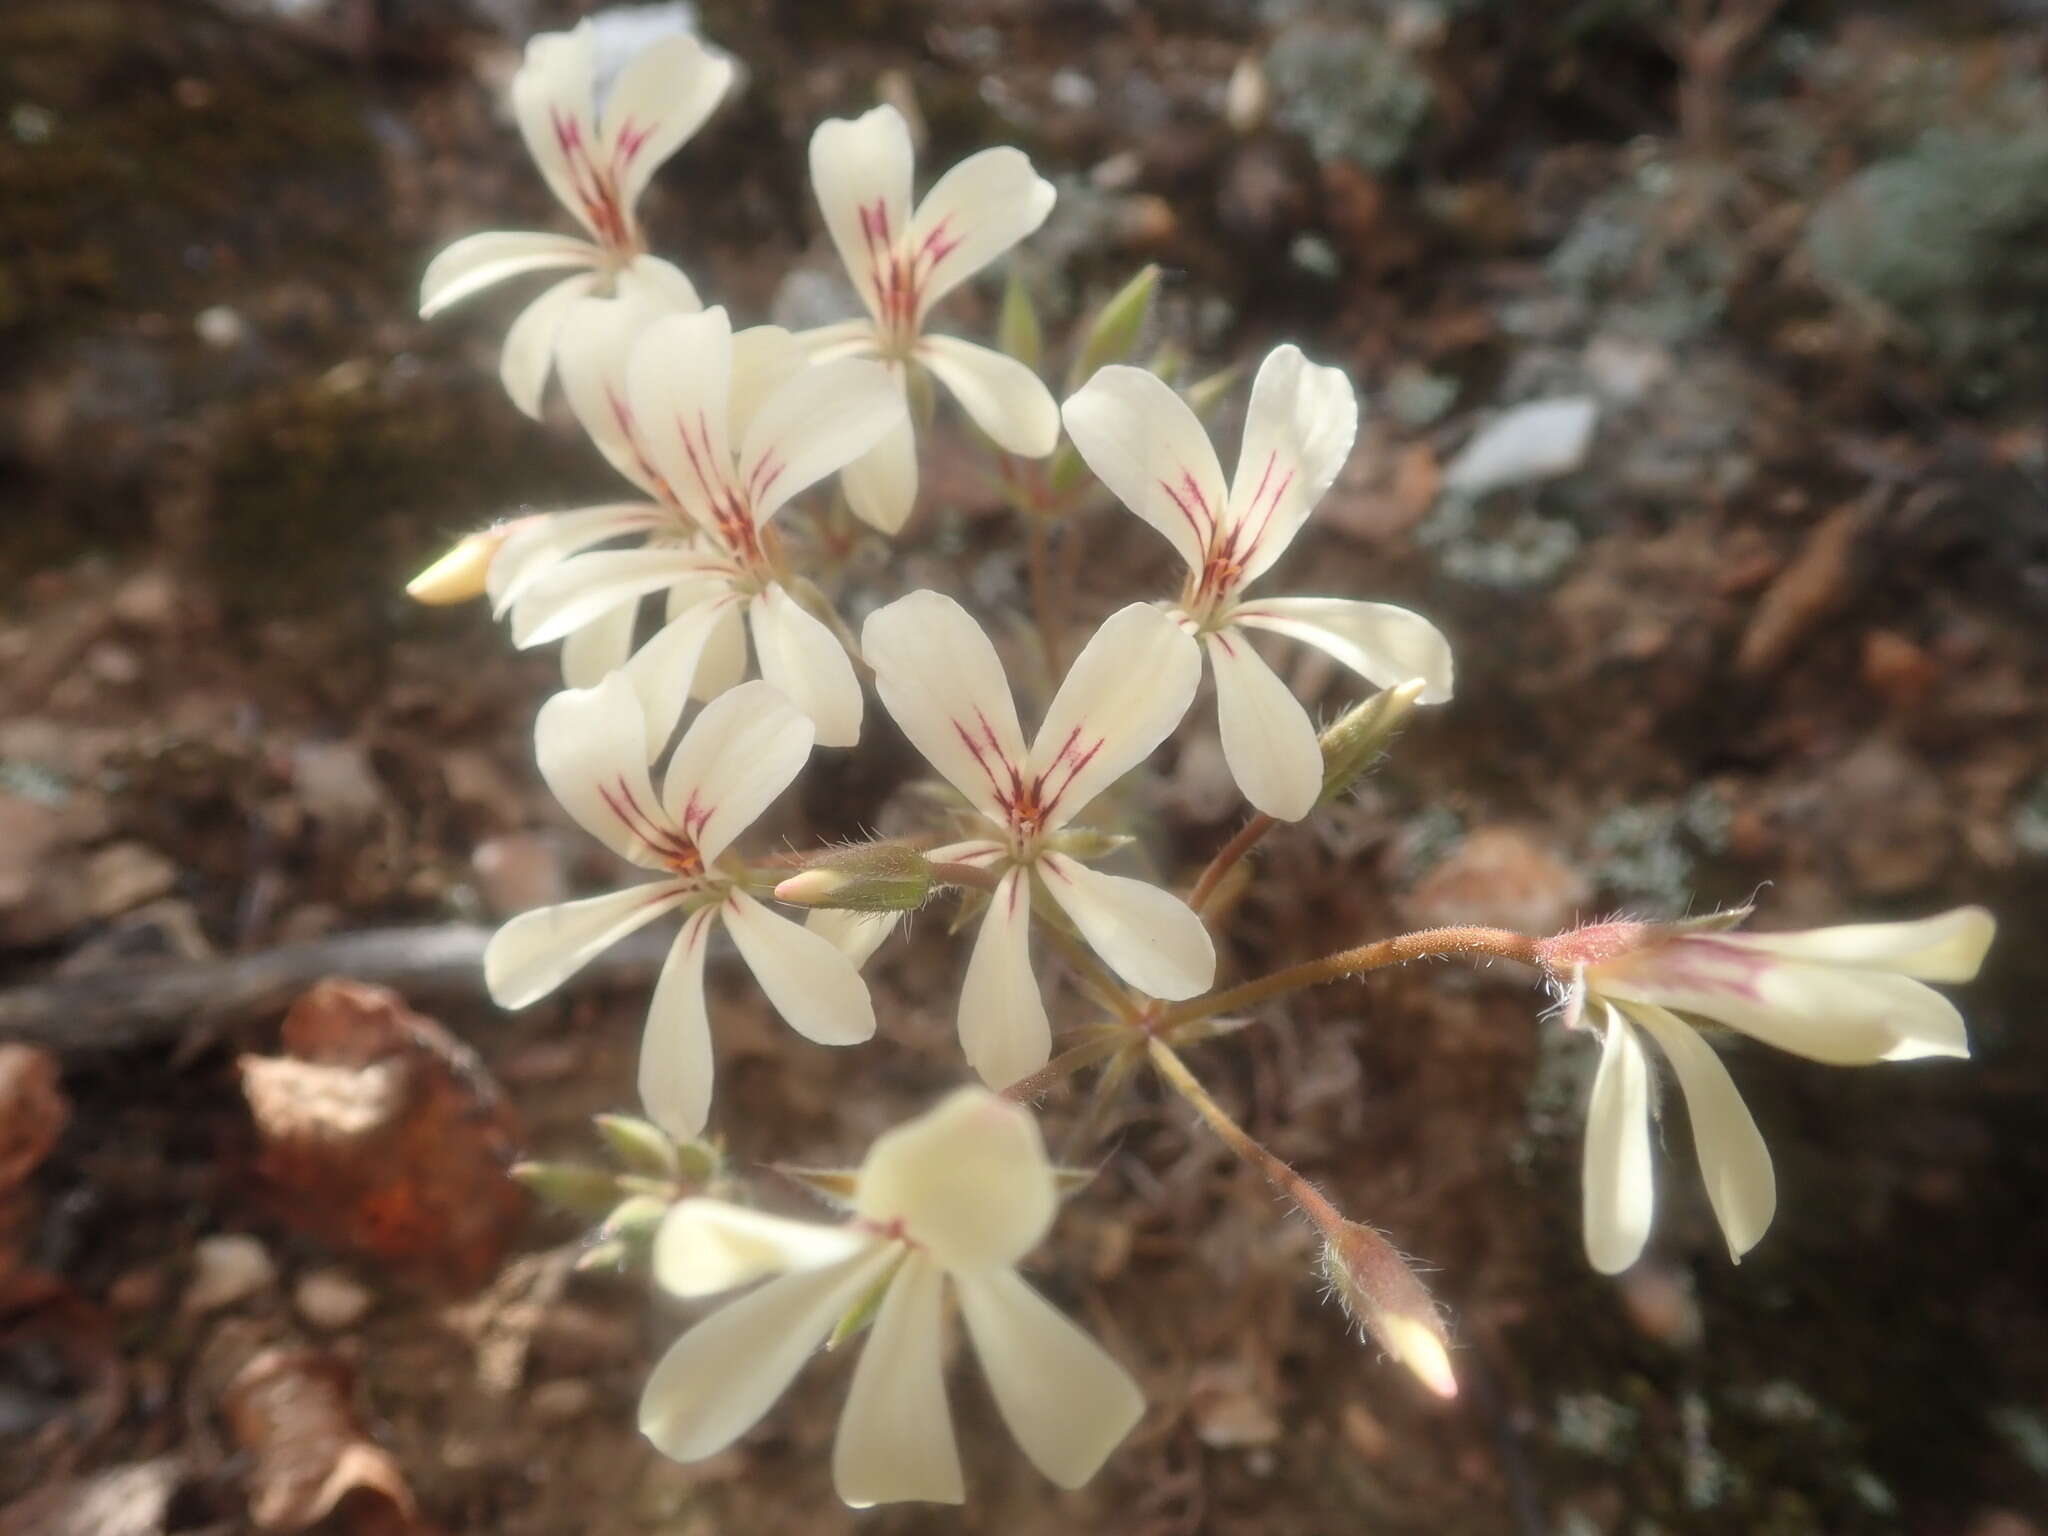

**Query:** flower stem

left=1146, top=1038, right=1345, bottom=1229
left=1188, top=813, right=1278, bottom=915
left=1027, top=515, right=1063, bottom=673
left=1001, top=1032, right=1128, bottom=1103
left=1159, top=926, right=1541, bottom=1028
left=928, top=860, right=1000, bottom=891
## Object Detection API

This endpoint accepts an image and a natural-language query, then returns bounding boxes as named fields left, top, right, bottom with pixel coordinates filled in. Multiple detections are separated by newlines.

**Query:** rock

left=1188, top=1360, right=1281, bottom=1449
left=81, top=842, right=176, bottom=921
left=1617, top=1262, right=1704, bottom=1350
left=109, top=569, right=177, bottom=629
left=0, top=792, right=63, bottom=912
left=294, top=1269, right=373, bottom=1332
left=472, top=831, right=569, bottom=917
left=528, top=1378, right=597, bottom=1424
left=291, top=740, right=384, bottom=830
left=1403, top=825, right=1589, bottom=936
left=183, top=1235, right=277, bottom=1316
left=1266, top=18, right=1433, bottom=172
left=1807, top=128, right=2048, bottom=393
left=1441, top=397, right=1599, bottom=498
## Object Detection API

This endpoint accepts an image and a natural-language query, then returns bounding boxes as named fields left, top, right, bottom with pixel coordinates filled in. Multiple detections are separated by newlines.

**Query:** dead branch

left=0, top=925, right=673, bottom=1052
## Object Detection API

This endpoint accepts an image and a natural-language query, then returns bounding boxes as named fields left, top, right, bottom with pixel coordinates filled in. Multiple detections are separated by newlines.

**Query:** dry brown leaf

left=222, top=1346, right=415, bottom=1532
left=239, top=980, right=525, bottom=1292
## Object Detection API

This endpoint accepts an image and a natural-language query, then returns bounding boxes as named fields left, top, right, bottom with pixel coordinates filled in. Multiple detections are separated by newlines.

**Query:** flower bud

left=1069, top=264, right=1160, bottom=389
left=405, top=526, right=508, bottom=605
left=1316, top=679, right=1426, bottom=807
left=599, top=1193, right=674, bottom=1241
left=511, top=1159, right=625, bottom=1218
left=591, top=1112, right=714, bottom=1182
left=773, top=843, right=933, bottom=913
left=998, top=270, right=1042, bottom=372
left=1319, top=1218, right=1457, bottom=1400
left=1182, top=364, right=1239, bottom=423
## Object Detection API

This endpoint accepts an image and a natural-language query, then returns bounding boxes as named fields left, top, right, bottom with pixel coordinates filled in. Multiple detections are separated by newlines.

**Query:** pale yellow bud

left=1320, top=1218, right=1457, bottom=1400
left=405, top=526, right=509, bottom=605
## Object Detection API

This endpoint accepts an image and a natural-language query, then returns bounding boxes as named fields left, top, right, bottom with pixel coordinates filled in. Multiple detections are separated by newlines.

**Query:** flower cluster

left=419, top=20, right=1996, bottom=1508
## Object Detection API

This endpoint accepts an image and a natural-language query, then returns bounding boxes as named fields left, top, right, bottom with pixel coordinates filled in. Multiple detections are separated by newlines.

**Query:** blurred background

left=2, top=1, right=2045, bottom=1532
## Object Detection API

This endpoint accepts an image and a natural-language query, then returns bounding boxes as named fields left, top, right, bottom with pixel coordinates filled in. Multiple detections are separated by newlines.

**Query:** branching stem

left=1159, top=926, right=1541, bottom=1029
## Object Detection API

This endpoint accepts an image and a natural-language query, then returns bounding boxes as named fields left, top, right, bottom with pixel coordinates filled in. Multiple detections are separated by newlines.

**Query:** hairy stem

left=1027, top=515, right=1063, bottom=673
left=928, top=860, right=1001, bottom=891
left=1189, top=812, right=1278, bottom=915
left=1159, top=926, right=1541, bottom=1028
left=1147, top=1038, right=1344, bottom=1228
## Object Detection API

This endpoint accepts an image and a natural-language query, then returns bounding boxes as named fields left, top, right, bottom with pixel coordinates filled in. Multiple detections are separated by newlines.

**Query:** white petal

left=955, top=1267, right=1144, bottom=1489
left=925, top=837, right=1008, bottom=866
left=808, top=105, right=915, bottom=328
left=510, top=25, right=600, bottom=234
left=958, top=870, right=1050, bottom=1090
left=621, top=592, right=748, bottom=743
left=625, top=308, right=739, bottom=535
left=1204, top=629, right=1322, bottom=822
left=838, top=408, right=920, bottom=534
left=558, top=600, right=636, bottom=687
left=1722, top=907, right=1994, bottom=983
left=795, top=318, right=882, bottom=364
left=1028, top=603, right=1201, bottom=831
left=614, top=253, right=704, bottom=314
left=660, top=680, right=814, bottom=861
left=1059, top=365, right=1225, bottom=576
left=862, top=590, right=1027, bottom=823
left=919, top=335, right=1059, bottom=457
left=640, top=908, right=718, bottom=1139
left=833, top=1255, right=964, bottom=1508
left=1582, top=1006, right=1655, bottom=1275
left=557, top=292, right=669, bottom=495
left=807, top=908, right=902, bottom=968
left=907, top=146, right=1056, bottom=321
left=741, top=358, right=906, bottom=525
left=654, top=1197, right=868, bottom=1298
left=1224, top=345, right=1357, bottom=583
left=1626, top=1003, right=1776, bottom=1263
left=1234, top=596, right=1455, bottom=705
left=1037, top=853, right=1214, bottom=1001
left=689, top=598, right=749, bottom=701
left=639, top=1244, right=897, bottom=1462
left=419, top=230, right=598, bottom=317
left=485, top=882, right=689, bottom=1010
left=534, top=673, right=671, bottom=867
left=747, top=586, right=865, bottom=748
left=728, top=324, right=810, bottom=446
left=1596, top=946, right=1972, bottom=1065
left=599, top=33, right=734, bottom=208
left=489, top=503, right=661, bottom=616
left=724, top=892, right=878, bottom=1047
left=855, top=1086, right=1057, bottom=1270
left=511, top=546, right=725, bottom=648
left=501, top=272, right=599, bottom=419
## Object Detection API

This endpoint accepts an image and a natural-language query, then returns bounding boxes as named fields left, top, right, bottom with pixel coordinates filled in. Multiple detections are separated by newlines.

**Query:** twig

left=0, top=923, right=675, bottom=1051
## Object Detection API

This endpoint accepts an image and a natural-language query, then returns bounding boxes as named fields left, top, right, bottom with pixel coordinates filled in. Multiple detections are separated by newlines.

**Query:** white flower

left=861, top=590, right=1213, bottom=1087
left=1540, top=906, right=1995, bottom=1274
left=507, top=305, right=903, bottom=745
left=801, top=104, right=1060, bottom=533
left=483, top=675, right=875, bottom=1137
left=419, top=23, right=733, bottom=417
left=1062, top=347, right=1455, bottom=822
left=640, top=1087, right=1145, bottom=1505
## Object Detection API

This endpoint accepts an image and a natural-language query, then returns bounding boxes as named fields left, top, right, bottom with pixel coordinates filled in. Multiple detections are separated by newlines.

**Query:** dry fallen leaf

left=239, top=980, right=525, bottom=1292
left=222, top=1346, right=416, bottom=1532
